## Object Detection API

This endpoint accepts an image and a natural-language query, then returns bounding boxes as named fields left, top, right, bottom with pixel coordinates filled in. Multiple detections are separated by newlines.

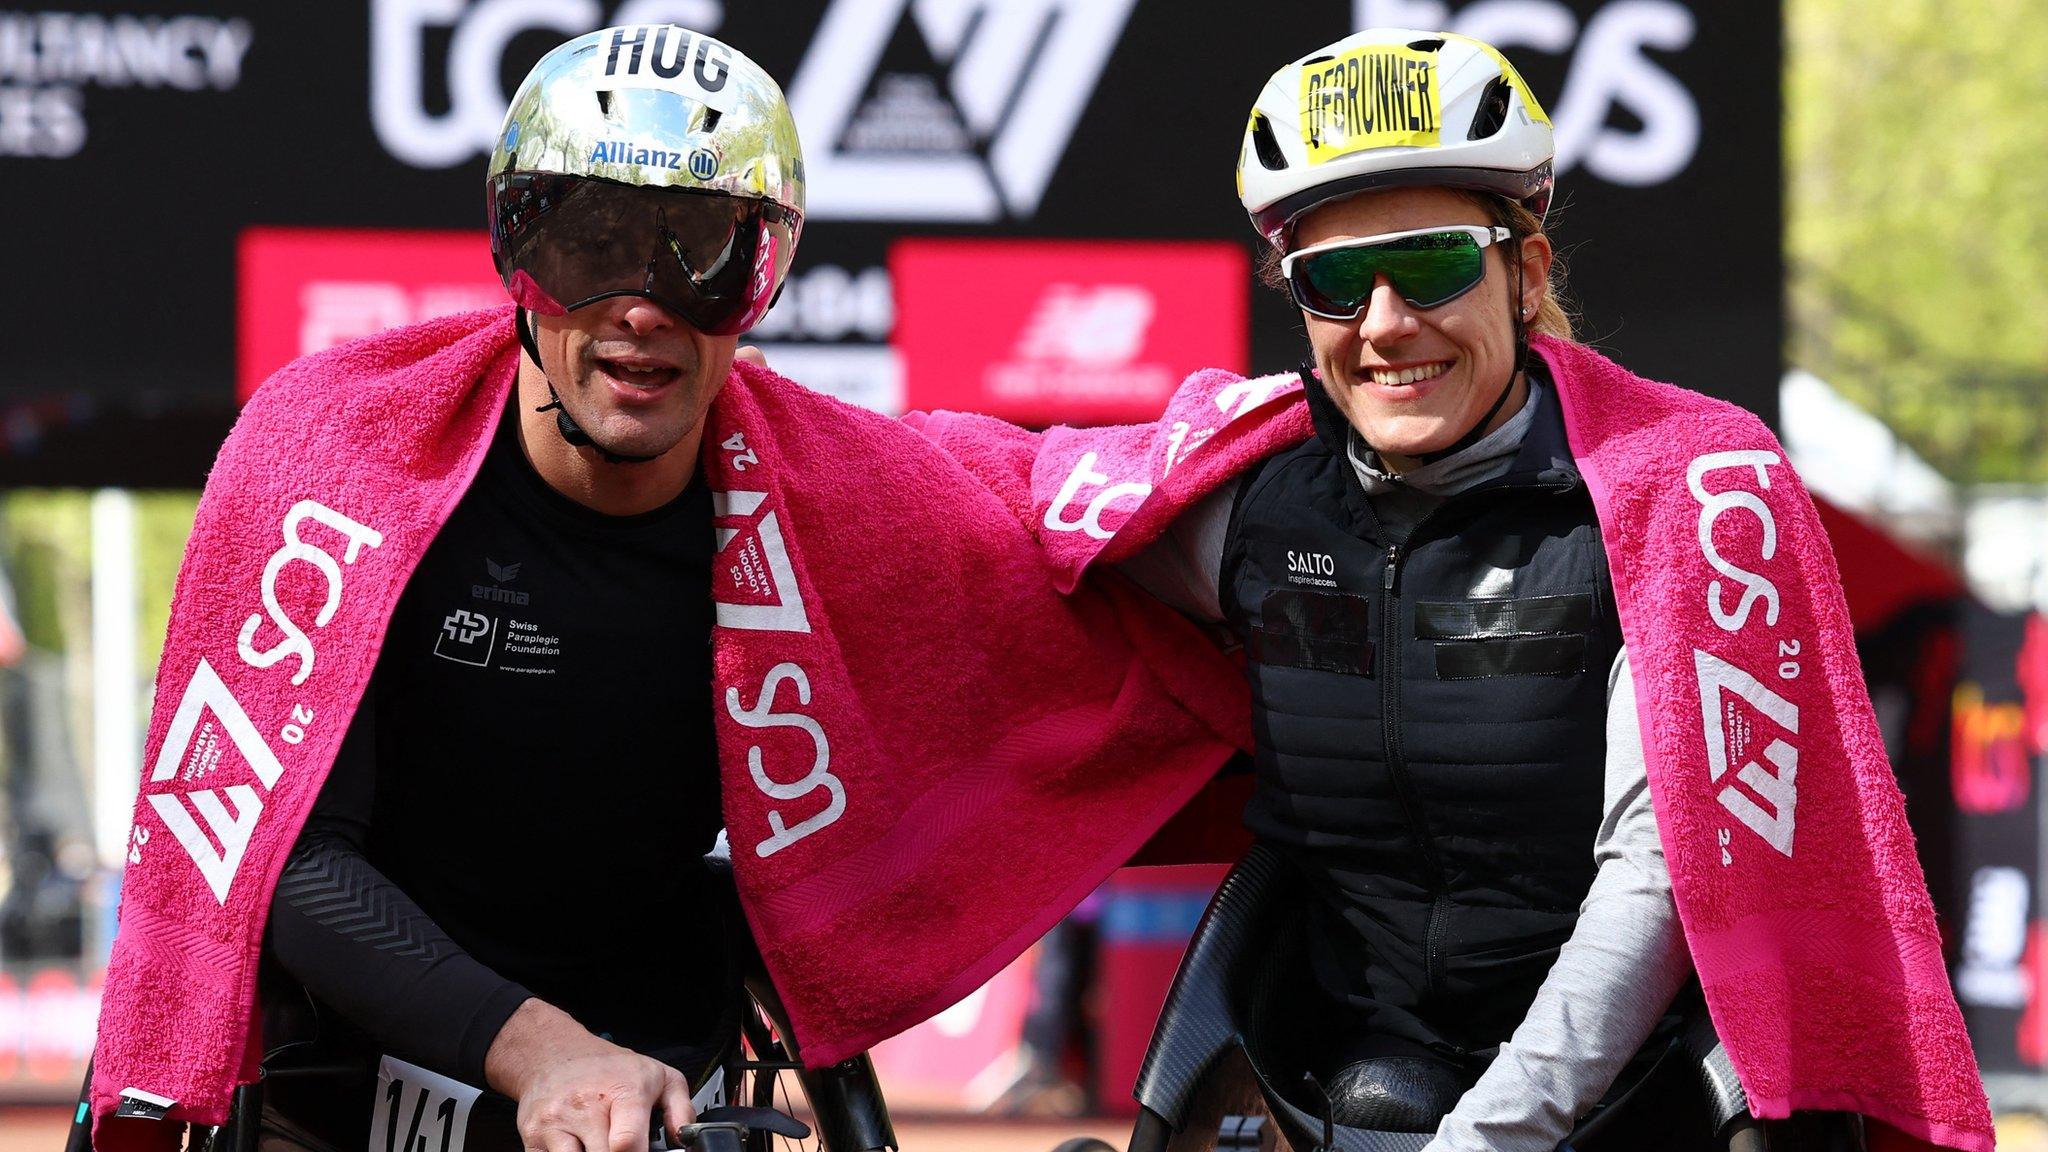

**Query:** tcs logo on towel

left=711, top=433, right=849, bottom=859
left=139, top=501, right=384, bottom=903
left=1687, top=451, right=1799, bottom=863
left=1042, top=374, right=1295, bottom=541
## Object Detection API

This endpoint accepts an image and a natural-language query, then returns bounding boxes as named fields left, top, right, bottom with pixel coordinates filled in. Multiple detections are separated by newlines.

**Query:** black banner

left=1, top=0, right=1781, bottom=486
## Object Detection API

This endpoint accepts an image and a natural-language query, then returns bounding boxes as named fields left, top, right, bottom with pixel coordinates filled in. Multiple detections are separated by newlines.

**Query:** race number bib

left=370, top=1056, right=482, bottom=1152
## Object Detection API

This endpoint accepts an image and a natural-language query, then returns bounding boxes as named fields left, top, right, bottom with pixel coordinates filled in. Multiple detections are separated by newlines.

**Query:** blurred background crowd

left=2, top=0, right=2046, bottom=1142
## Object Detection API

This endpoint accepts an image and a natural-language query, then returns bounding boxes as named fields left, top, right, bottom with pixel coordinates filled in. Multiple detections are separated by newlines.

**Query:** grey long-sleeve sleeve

left=1423, top=650, right=1693, bottom=1152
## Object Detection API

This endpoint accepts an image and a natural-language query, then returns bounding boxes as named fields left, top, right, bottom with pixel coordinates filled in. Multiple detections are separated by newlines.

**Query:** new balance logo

left=992, top=285, right=1169, bottom=408
left=711, top=491, right=811, bottom=633
left=787, top=0, right=1138, bottom=220
left=1015, top=286, right=1152, bottom=365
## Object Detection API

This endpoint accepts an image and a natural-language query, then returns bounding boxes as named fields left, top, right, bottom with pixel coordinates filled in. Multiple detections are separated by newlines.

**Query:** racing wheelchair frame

left=1083, top=842, right=1865, bottom=1152
left=64, top=852, right=896, bottom=1152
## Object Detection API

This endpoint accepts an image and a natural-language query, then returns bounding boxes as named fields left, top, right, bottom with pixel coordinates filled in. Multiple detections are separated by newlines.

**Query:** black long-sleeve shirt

left=266, top=411, right=735, bottom=1086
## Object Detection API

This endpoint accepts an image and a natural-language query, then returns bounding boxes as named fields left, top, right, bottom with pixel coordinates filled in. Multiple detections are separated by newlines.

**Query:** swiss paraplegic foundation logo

left=435, top=608, right=496, bottom=666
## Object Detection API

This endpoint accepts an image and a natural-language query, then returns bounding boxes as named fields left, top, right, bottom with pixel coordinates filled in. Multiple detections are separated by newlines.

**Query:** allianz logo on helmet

left=587, top=138, right=718, bottom=178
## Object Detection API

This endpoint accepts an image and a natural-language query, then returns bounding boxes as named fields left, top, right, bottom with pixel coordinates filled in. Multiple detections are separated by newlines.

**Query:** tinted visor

left=490, top=173, right=800, bottom=336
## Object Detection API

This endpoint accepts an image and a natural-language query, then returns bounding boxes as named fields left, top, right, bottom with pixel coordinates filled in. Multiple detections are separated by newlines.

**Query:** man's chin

left=587, top=432, right=684, bottom=462
left=582, top=415, right=691, bottom=461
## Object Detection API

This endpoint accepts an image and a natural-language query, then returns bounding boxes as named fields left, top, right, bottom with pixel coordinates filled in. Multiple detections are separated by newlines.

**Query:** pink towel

left=918, top=336, right=1991, bottom=1150
left=92, top=307, right=1987, bottom=1152
left=1537, top=336, right=1993, bottom=1152
left=89, top=306, right=1276, bottom=1147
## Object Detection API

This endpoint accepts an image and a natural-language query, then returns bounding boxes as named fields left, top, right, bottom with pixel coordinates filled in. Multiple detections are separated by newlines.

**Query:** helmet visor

left=490, top=173, right=800, bottom=336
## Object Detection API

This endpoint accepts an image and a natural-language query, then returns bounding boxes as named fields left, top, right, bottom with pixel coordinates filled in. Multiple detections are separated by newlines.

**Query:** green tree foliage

left=0, top=490, right=196, bottom=667
left=1787, top=0, right=2048, bottom=482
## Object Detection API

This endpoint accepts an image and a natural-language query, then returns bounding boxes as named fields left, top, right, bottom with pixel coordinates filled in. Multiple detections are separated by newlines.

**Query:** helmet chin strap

left=516, top=308, right=663, bottom=467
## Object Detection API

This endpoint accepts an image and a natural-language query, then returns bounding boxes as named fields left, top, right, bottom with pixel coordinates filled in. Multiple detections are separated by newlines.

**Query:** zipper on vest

left=1379, top=542, right=1451, bottom=997
left=1424, top=894, right=1452, bottom=994
left=1371, top=479, right=1580, bottom=1000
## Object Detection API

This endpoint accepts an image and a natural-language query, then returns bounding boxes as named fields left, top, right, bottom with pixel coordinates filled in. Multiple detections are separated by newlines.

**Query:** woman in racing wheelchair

left=1115, top=28, right=1854, bottom=1151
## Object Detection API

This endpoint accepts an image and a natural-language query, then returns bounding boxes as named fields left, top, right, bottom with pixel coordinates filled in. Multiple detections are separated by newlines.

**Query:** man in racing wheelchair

left=73, top=24, right=878, bottom=1152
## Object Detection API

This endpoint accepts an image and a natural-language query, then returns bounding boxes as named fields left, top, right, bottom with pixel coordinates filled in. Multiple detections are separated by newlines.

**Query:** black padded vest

left=1220, top=385, right=1624, bottom=1056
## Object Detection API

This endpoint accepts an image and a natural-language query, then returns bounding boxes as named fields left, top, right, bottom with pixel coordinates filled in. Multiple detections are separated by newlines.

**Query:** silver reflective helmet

left=491, top=23, right=803, bottom=214
left=488, top=24, right=804, bottom=338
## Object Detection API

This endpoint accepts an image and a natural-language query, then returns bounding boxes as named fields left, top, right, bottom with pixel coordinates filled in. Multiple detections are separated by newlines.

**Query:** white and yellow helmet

left=1237, top=29, right=1554, bottom=245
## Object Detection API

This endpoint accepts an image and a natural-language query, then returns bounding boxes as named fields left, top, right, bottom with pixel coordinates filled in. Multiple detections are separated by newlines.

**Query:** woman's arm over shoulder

left=1425, top=648, right=1694, bottom=1152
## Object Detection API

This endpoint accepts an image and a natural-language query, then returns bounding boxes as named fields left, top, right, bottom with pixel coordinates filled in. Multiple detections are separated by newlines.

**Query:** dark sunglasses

left=489, top=172, right=801, bottom=336
left=1282, top=225, right=1511, bottom=319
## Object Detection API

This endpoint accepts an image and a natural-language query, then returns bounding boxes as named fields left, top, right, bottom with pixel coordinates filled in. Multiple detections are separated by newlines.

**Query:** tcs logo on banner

left=369, top=0, right=721, bottom=167
left=368, top=0, right=1134, bottom=223
left=1358, top=0, right=1701, bottom=186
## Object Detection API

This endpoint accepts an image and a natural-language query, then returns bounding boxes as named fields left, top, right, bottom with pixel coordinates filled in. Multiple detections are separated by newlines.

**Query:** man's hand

left=485, top=998, right=695, bottom=1152
left=734, top=346, right=767, bottom=368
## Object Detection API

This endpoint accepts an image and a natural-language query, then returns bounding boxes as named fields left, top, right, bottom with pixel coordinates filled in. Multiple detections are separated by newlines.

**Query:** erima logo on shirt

left=474, top=557, right=529, bottom=606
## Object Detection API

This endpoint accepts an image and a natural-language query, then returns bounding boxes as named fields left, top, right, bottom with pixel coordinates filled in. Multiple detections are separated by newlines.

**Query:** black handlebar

left=656, top=1105, right=812, bottom=1152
